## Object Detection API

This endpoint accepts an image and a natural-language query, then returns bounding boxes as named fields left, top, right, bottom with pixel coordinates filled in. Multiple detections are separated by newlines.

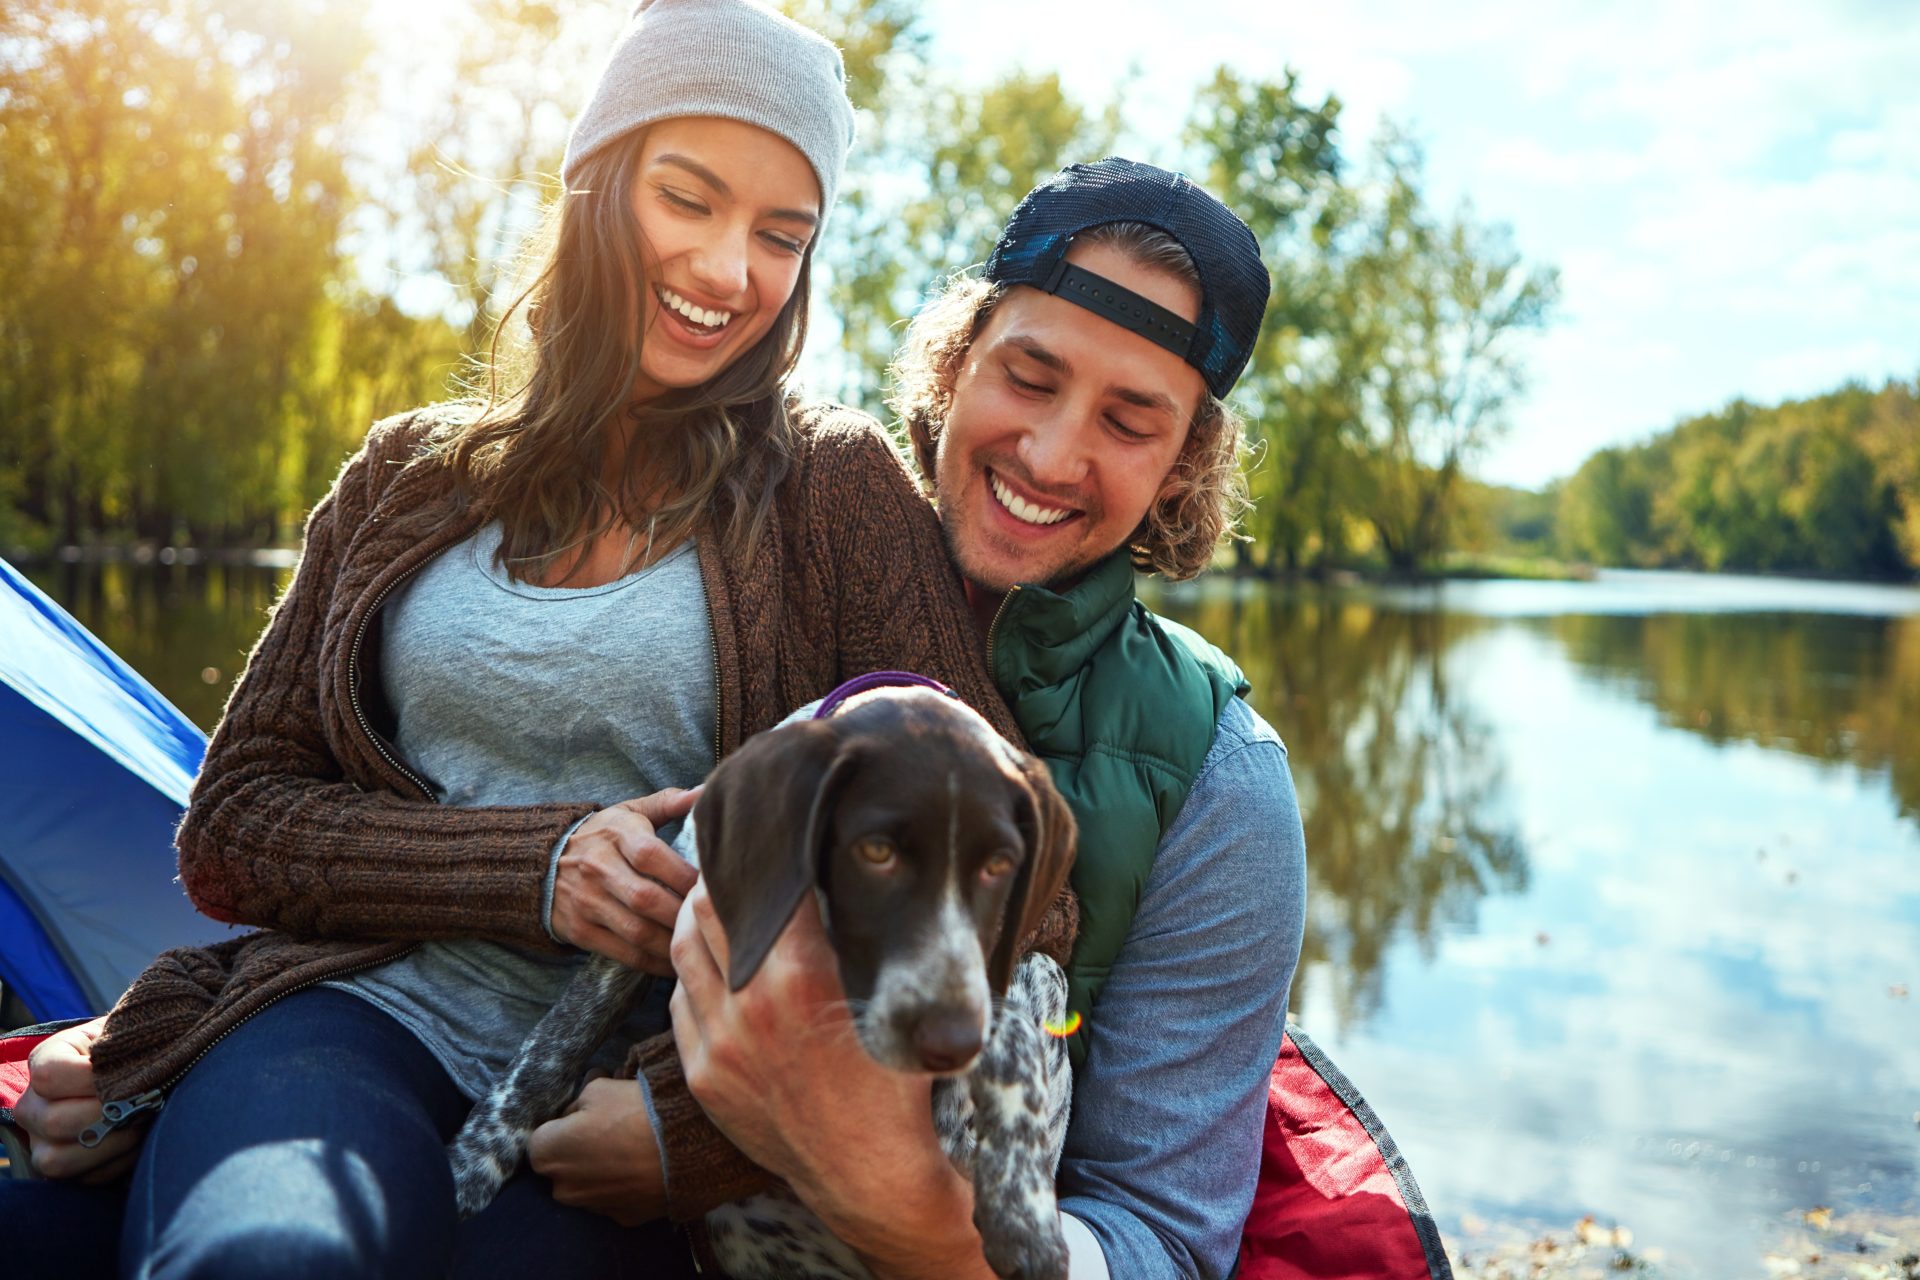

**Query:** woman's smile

left=653, top=284, right=738, bottom=349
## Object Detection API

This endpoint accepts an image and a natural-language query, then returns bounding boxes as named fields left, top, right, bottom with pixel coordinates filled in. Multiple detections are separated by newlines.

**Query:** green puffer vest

left=987, top=552, right=1248, bottom=1068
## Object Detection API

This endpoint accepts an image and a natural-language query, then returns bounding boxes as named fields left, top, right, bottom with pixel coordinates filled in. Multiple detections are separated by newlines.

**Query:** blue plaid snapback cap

left=984, top=157, right=1270, bottom=399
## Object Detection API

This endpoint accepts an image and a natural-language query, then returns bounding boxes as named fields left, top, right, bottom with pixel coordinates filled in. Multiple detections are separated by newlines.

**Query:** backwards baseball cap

left=984, top=157, right=1270, bottom=400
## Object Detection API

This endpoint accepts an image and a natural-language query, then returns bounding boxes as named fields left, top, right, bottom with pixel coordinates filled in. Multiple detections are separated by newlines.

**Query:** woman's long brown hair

left=431, top=132, right=812, bottom=581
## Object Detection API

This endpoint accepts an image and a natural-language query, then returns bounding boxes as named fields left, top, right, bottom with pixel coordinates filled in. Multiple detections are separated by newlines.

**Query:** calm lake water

left=27, top=562, right=1920, bottom=1275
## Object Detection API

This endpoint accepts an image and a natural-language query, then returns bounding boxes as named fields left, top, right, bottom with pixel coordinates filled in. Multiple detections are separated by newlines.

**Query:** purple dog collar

left=812, top=671, right=959, bottom=719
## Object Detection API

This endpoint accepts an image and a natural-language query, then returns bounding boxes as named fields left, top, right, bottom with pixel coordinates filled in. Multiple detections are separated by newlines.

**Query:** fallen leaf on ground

left=1576, top=1216, right=1634, bottom=1248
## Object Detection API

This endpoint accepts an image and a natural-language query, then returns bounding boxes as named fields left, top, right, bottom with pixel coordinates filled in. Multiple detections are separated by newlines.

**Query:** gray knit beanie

left=562, top=0, right=855, bottom=223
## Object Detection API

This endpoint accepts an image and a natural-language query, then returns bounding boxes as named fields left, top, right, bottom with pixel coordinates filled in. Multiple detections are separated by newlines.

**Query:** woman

left=2, top=1, right=1038, bottom=1275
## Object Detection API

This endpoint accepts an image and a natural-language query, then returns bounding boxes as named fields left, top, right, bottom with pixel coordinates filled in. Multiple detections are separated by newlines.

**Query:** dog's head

left=694, top=686, right=1075, bottom=1074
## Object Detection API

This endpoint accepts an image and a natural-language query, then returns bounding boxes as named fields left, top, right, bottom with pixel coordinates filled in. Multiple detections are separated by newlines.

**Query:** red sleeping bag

left=0, top=1021, right=74, bottom=1115
left=1239, top=1024, right=1452, bottom=1279
left=2, top=1019, right=87, bottom=1176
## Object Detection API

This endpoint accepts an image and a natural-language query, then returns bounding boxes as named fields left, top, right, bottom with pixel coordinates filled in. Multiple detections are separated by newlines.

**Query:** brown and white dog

left=450, top=679, right=1078, bottom=1280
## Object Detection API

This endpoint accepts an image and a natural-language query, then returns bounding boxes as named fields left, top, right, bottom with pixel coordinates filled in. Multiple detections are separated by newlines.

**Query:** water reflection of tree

left=1547, top=611, right=1920, bottom=823
left=24, top=561, right=288, bottom=732
left=1160, top=588, right=1531, bottom=1028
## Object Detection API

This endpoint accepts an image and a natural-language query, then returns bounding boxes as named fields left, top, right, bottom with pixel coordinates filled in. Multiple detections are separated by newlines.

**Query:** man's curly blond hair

left=886, top=222, right=1250, bottom=581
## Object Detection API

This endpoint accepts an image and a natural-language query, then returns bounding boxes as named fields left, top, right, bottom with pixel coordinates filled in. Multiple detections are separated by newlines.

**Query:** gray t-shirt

left=326, top=522, right=714, bottom=1099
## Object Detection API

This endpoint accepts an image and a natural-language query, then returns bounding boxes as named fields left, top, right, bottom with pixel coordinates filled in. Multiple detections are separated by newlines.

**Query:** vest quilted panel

left=988, top=553, right=1245, bottom=1067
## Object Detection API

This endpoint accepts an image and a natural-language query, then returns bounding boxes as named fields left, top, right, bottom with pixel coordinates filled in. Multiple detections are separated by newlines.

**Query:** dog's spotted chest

left=707, top=954, right=1072, bottom=1280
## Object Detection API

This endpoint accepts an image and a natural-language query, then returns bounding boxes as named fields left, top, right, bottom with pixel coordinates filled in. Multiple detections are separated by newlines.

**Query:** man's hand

left=551, top=788, right=700, bottom=973
left=527, top=1076, right=667, bottom=1225
left=669, top=882, right=996, bottom=1279
left=11, top=1017, right=145, bottom=1183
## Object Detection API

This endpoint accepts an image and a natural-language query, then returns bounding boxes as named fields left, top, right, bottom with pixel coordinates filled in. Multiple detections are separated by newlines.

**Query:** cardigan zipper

left=80, top=946, right=415, bottom=1147
left=694, top=536, right=728, bottom=763
left=347, top=562, right=438, bottom=801
left=706, top=579, right=723, bottom=765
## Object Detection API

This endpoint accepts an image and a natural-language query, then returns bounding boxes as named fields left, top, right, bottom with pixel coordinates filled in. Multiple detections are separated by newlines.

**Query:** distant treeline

left=2, top=0, right=1556, bottom=567
left=1, top=0, right=1903, bottom=584
left=1539, top=379, right=1920, bottom=580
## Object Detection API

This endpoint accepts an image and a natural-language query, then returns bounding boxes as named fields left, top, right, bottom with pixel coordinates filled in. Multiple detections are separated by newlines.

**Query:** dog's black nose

left=912, top=1013, right=983, bottom=1073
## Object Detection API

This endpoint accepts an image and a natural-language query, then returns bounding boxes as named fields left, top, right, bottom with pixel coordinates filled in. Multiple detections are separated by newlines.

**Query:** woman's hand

left=527, top=1076, right=667, bottom=1225
left=550, top=788, right=700, bottom=973
left=12, top=1017, right=146, bottom=1183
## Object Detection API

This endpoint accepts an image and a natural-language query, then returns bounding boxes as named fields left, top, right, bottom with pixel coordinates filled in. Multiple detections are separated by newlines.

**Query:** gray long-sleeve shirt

left=1059, top=695, right=1307, bottom=1279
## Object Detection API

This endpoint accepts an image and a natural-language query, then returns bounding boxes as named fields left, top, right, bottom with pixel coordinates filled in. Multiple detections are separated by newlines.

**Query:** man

left=537, top=159, right=1307, bottom=1280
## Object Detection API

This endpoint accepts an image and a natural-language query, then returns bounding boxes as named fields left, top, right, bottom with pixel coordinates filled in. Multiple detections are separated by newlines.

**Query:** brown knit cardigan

left=89, top=399, right=1074, bottom=1215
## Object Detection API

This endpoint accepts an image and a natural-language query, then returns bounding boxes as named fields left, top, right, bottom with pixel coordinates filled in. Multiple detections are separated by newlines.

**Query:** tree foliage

left=1553, top=379, right=1918, bottom=579
left=824, top=61, right=1116, bottom=403
left=1184, top=67, right=1348, bottom=573
left=3, top=2, right=1564, bottom=569
left=1185, top=107, right=1558, bottom=575
left=1341, top=135, right=1559, bottom=571
left=0, top=0, right=455, bottom=548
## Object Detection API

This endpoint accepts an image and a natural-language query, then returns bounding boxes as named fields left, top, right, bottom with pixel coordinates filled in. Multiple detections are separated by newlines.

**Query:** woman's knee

left=135, top=1136, right=455, bottom=1280
left=122, top=990, right=468, bottom=1278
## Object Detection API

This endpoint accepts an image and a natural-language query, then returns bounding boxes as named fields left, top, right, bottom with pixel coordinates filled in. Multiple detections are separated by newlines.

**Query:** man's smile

left=984, top=467, right=1083, bottom=532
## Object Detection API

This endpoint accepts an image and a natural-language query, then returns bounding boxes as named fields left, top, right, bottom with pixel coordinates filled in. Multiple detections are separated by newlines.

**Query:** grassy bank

left=1436, top=552, right=1596, bottom=581
left=1210, top=551, right=1596, bottom=584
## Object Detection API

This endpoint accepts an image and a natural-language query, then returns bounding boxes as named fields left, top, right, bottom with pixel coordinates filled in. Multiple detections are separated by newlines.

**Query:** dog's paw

left=977, top=1215, right=1069, bottom=1280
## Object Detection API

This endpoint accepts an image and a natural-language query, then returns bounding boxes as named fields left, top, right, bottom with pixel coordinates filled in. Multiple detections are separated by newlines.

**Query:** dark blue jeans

left=0, top=988, right=700, bottom=1279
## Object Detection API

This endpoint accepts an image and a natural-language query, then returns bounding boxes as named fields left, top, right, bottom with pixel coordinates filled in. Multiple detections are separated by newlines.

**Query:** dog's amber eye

left=983, top=852, right=1017, bottom=878
left=853, top=837, right=896, bottom=866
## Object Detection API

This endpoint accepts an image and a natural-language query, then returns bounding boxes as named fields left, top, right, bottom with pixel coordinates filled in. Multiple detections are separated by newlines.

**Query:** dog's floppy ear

left=988, top=752, right=1078, bottom=995
left=695, top=720, right=853, bottom=991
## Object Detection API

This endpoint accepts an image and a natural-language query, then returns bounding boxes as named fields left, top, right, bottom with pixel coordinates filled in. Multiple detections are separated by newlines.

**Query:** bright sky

left=919, top=0, right=1920, bottom=489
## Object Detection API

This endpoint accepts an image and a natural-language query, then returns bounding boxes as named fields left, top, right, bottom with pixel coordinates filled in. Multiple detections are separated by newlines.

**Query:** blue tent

left=0, top=556, right=227, bottom=1022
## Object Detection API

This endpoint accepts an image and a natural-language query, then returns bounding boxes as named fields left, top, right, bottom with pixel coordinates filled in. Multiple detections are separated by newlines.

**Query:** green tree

left=1860, top=379, right=1920, bottom=569
left=1557, top=447, right=1654, bottom=565
left=1773, top=394, right=1902, bottom=575
left=1643, top=392, right=1907, bottom=575
left=841, top=68, right=1117, bottom=407
left=0, top=0, right=382, bottom=546
left=1342, top=132, right=1559, bottom=572
left=768, top=0, right=930, bottom=408
left=358, top=0, right=623, bottom=350
left=1554, top=379, right=1919, bottom=579
left=1183, top=67, right=1350, bottom=573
